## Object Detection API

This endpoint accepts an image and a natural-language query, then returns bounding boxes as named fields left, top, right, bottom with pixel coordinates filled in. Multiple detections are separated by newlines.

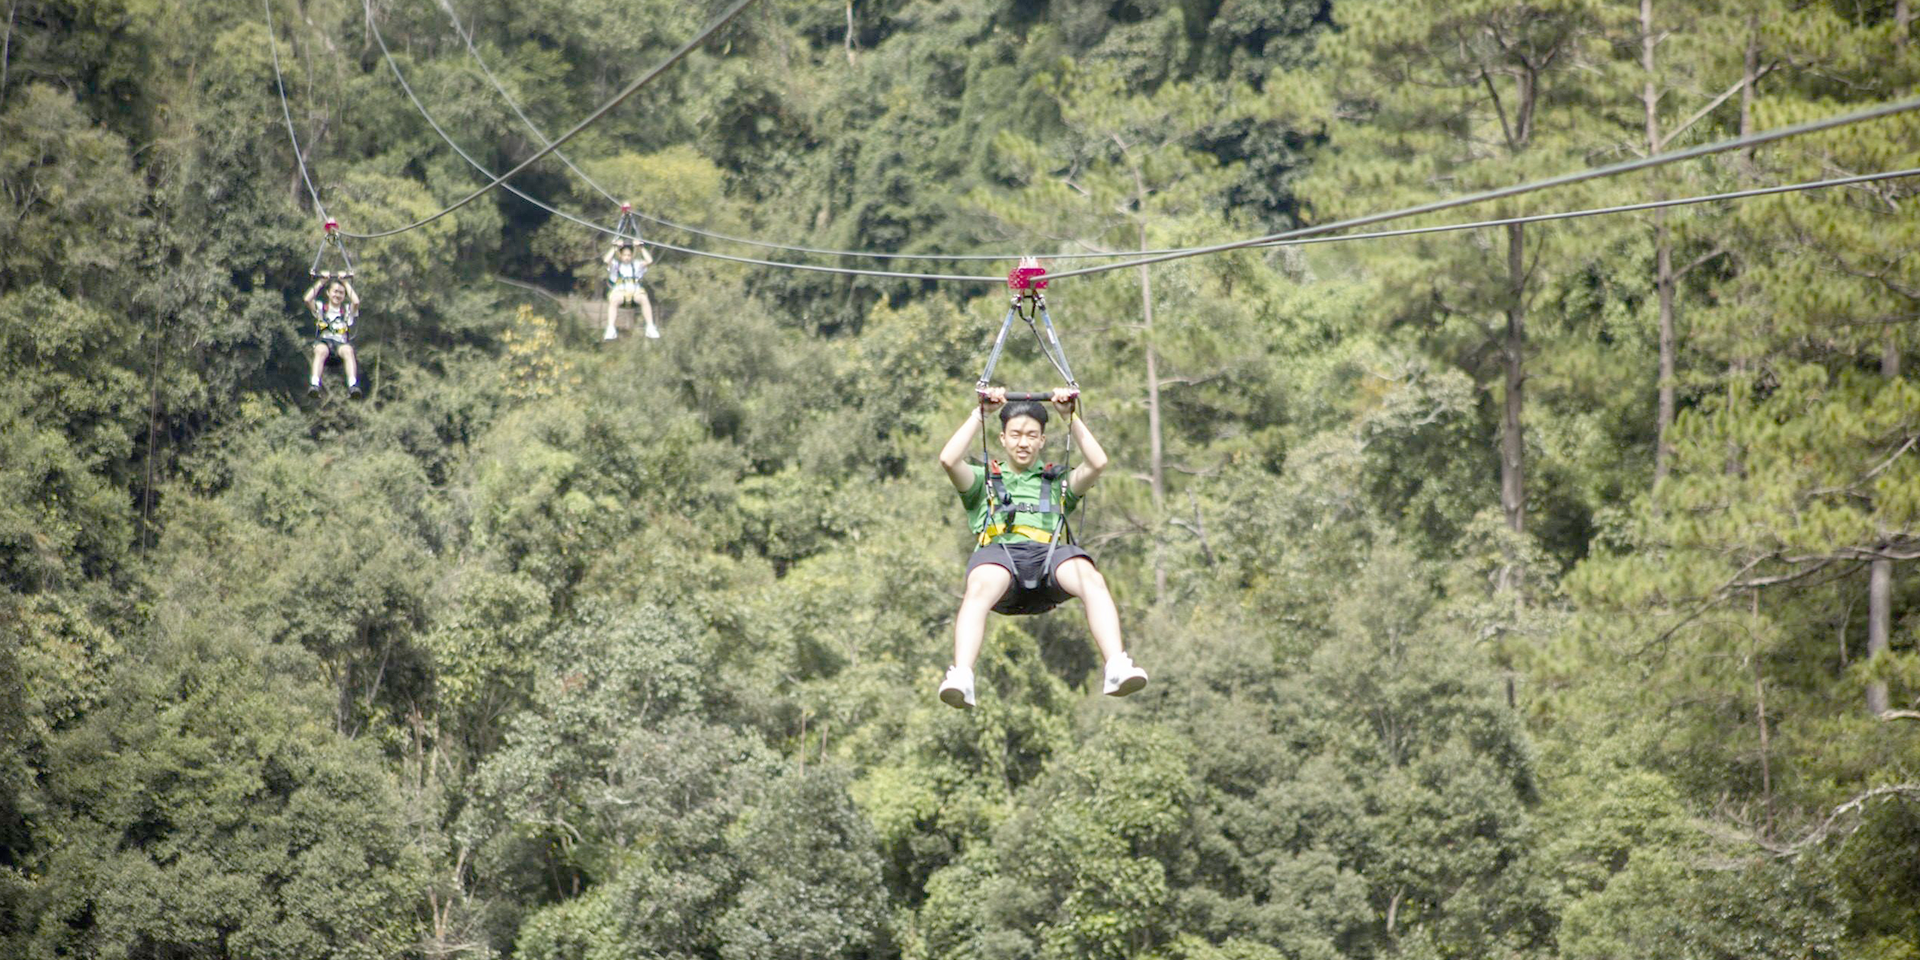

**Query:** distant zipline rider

left=603, top=203, right=658, bottom=341
left=933, top=259, right=1148, bottom=709
left=304, top=220, right=363, bottom=398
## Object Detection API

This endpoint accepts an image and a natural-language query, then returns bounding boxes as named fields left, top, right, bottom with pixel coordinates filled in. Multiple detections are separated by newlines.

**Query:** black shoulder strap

left=992, top=462, right=1063, bottom=520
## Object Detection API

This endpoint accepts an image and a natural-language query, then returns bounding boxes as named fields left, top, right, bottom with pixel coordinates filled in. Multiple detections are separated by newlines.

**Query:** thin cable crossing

left=437, top=0, right=1091, bottom=262
left=432, top=3, right=1920, bottom=268
left=1253, top=166, right=1920, bottom=253
left=437, top=0, right=620, bottom=209
left=336, top=0, right=759, bottom=240
left=1045, top=94, right=1920, bottom=281
left=364, top=1, right=994, bottom=282
left=362, top=20, right=1920, bottom=287
left=332, top=1, right=1920, bottom=285
left=263, top=0, right=329, bottom=222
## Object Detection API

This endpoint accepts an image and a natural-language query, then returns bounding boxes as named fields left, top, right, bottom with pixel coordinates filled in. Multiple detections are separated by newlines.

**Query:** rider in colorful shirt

left=933, top=387, right=1148, bottom=708
left=304, top=272, right=361, bottom=398
left=602, top=242, right=657, bottom=340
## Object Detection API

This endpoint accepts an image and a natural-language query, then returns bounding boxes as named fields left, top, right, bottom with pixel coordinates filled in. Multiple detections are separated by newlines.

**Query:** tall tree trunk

left=1868, top=560, right=1892, bottom=716
left=1654, top=214, right=1677, bottom=484
left=1869, top=339, right=1899, bottom=716
left=844, top=0, right=856, bottom=65
left=1, top=0, right=16, bottom=109
left=1501, top=221, right=1527, bottom=535
left=1740, top=14, right=1759, bottom=169
left=1752, top=593, right=1774, bottom=834
left=1138, top=222, right=1167, bottom=604
left=1643, top=0, right=1679, bottom=485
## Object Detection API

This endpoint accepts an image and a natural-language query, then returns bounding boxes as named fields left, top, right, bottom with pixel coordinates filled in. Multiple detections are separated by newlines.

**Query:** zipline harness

left=607, top=203, right=652, bottom=298
left=974, top=259, right=1083, bottom=616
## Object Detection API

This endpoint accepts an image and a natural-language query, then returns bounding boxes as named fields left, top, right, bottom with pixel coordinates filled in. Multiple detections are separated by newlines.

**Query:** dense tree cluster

left=2, top=0, right=1916, bottom=957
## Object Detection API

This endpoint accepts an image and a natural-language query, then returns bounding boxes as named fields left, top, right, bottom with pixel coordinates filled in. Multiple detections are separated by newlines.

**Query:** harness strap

left=977, top=523, right=1056, bottom=547
left=979, top=460, right=1070, bottom=548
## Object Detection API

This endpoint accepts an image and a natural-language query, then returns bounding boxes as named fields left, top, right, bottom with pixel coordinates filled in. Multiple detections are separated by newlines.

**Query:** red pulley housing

left=1007, top=262, right=1048, bottom=292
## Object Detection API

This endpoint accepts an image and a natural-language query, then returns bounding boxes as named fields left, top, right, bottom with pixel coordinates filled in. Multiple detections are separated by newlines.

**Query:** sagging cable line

left=368, top=1, right=1920, bottom=286
left=438, top=0, right=1103, bottom=263
left=639, top=166, right=1920, bottom=280
left=336, top=0, right=760, bottom=241
left=1256, top=166, right=1920, bottom=253
left=429, top=5, right=1920, bottom=269
left=263, top=0, right=329, bottom=223
left=364, top=0, right=995, bottom=283
left=1045, top=93, right=1920, bottom=281
left=437, top=0, right=620, bottom=209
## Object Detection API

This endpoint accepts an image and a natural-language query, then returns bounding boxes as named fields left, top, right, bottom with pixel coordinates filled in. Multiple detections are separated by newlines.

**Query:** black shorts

left=965, top=540, right=1094, bottom=616
left=313, top=337, right=353, bottom=353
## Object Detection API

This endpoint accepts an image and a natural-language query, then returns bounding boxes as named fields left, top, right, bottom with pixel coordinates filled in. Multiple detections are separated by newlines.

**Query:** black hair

left=999, top=401, right=1049, bottom=430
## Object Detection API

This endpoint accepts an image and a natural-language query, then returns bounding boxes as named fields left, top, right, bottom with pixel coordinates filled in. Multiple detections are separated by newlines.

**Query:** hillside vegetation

left=2, top=0, right=1917, bottom=957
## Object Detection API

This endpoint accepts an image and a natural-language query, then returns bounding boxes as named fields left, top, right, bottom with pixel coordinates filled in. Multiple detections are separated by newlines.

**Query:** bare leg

left=604, top=290, right=620, bottom=339
left=309, top=343, right=329, bottom=386
left=637, top=289, right=658, bottom=338
left=1052, top=558, right=1124, bottom=663
left=339, top=344, right=360, bottom=386
left=954, top=563, right=1012, bottom=670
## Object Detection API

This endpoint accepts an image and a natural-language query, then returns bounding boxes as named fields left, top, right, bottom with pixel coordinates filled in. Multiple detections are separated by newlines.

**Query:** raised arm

left=939, top=388, right=1003, bottom=492
left=1054, top=389, right=1108, bottom=495
left=639, top=245, right=655, bottom=266
left=303, top=276, right=327, bottom=306
left=603, top=246, right=618, bottom=266
left=342, top=279, right=361, bottom=308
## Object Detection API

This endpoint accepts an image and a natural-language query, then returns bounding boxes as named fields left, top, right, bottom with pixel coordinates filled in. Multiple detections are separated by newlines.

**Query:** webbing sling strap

left=310, top=227, right=356, bottom=276
left=613, top=208, right=645, bottom=247
left=974, top=294, right=1077, bottom=392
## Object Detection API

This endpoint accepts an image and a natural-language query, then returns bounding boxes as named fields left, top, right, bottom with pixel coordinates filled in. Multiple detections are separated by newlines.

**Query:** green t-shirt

left=960, top=462, right=1081, bottom=544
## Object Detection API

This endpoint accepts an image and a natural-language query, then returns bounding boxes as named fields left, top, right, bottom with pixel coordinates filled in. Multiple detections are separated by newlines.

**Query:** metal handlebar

left=979, top=389, right=1078, bottom=403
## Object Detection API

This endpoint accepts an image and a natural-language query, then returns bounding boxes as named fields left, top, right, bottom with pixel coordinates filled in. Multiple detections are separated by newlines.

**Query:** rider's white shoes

left=939, top=665, right=976, bottom=709
left=1102, top=653, right=1148, bottom=697
left=937, top=655, right=1149, bottom=709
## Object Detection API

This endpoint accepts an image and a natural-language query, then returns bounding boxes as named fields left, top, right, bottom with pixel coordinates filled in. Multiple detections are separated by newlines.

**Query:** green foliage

left=5, top=1, right=1920, bottom=959
left=7, top=627, right=425, bottom=959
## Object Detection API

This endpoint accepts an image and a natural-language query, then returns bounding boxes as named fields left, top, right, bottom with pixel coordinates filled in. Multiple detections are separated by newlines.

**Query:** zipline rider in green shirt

left=934, top=386, right=1149, bottom=709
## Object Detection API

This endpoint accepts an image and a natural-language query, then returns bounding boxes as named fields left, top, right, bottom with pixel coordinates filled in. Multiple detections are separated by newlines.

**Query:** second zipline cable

left=331, top=0, right=1920, bottom=285
left=337, top=0, right=761, bottom=240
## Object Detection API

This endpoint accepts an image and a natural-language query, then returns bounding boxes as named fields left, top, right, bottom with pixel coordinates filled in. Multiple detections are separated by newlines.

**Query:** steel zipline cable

left=263, top=0, right=329, bottom=222
left=439, top=0, right=1097, bottom=262
left=437, top=0, right=1920, bottom=269
left=1244, top=166, right=1920, bottom=252
left=368, top=9, right=1920, bottom=287
left=361, top=0, right=994, bottom=282
left=1044, top=94, right=1920, bottom=282
left=301, top=0, right=1920, bottom=283
left=267, top=0, right=761, bottom=241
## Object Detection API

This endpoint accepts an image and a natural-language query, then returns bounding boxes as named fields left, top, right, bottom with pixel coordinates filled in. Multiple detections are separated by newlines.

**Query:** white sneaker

left=938, top=665, right=975, bottom=709
left=1102, top=654, right=1148, bottom=697
left=644, top=320, right=661, bottom=339
left=603, top=327, right=618, bottom=341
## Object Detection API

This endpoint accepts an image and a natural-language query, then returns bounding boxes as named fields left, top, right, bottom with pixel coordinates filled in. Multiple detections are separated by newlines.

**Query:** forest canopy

left=2, top=0, right=1917, bottom=958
